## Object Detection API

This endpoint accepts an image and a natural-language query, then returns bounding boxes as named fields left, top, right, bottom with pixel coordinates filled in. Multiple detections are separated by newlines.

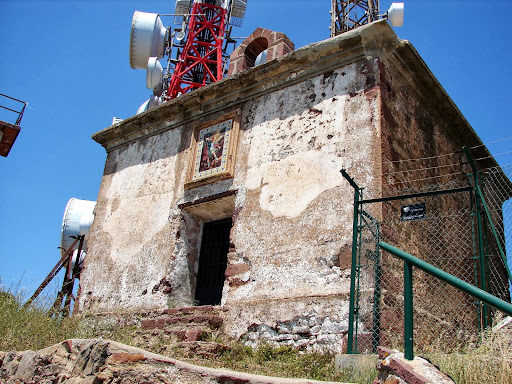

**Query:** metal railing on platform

left=0, top=93, right=27, bottom=126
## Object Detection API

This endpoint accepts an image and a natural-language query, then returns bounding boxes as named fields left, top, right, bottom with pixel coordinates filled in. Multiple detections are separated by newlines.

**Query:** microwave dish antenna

left=387, top=2, right=404, bottom=27
left=60, top=198, right=96, bottom=255
left=130, top=11, right=168, bottom=69
left=25, top=198, right=96, bottom=317
left=137, top=99, right=150, bottom=115
left=136, top=95, right=162, bottom=115
left=175, top=30, right=186, bottom=41
left=147, top=57, right=164, bottom=90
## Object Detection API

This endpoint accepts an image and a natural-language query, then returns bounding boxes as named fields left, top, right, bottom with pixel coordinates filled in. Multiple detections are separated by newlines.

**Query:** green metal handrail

left=379, top=241, right=512, bottom=360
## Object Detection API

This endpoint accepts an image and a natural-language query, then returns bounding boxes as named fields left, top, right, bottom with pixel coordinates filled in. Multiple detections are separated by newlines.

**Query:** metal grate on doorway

left=195, top=218, right=232, bottom=306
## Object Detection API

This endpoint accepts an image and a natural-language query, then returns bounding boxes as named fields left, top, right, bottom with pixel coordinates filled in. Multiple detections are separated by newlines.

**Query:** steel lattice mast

left=331, top=0, right=380, bottom=37
left=165, top=1, right=228, bottom=100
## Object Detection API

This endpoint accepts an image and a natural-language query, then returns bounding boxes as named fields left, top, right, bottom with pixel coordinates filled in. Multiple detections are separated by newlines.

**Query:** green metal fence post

left=372, top=221, right=382, bottom=354
left=341, top=169, right=360, bottom=354
left=463, top=147, right=489, bottom=328
left=353, top=221, right=363, bottom=353
left=467, top=179, right=484, bottom=330
left=476, top=184, right=512, bottom=283
left=403, top=260, right=414, bottom=360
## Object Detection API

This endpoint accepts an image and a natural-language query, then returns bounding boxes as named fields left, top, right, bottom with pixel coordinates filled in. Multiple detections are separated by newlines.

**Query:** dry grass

left=425, top=322, right=512, bottom=384
left=0, top=290, right=83, bottom=352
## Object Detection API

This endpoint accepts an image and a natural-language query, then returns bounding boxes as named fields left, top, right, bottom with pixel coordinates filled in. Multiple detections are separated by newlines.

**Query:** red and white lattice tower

left=166, top=1, right=228, bottom=100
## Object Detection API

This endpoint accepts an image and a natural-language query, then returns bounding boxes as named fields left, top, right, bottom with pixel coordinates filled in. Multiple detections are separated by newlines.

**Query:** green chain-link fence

left=342, top=146, right=512, bottom=355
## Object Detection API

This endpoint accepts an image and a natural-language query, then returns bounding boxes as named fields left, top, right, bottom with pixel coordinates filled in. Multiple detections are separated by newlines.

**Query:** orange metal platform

left=0, top=120, right=21, bottom=157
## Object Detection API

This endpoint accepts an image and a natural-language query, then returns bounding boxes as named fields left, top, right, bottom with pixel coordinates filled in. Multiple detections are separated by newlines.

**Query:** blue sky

left=1, top=0, right=511, bottom=297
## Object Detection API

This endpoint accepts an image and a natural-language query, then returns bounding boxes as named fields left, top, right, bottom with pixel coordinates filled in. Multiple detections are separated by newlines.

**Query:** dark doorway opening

left=195, top=218, right=232, bottom=306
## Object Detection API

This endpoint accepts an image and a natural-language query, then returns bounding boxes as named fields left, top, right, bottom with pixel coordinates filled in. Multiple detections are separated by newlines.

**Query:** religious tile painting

left=196, top=119, right=231, bottom=176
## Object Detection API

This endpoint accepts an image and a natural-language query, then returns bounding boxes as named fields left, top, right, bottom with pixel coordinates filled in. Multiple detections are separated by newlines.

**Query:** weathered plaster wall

left=80, top=57, right=381, bottom=335
left=222, top=60, right=382, bottom=346
left=78, top=21, right=396, bottom=353
left=79, top=128, right=185, bottom=311
left=78, top=56, right=383, bottom=355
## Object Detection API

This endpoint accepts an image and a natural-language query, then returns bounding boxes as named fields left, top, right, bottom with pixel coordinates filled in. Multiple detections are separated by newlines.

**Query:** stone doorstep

left=175, top=328, right=210, bottom=342
left=140, top=314, right=224, bottom=330
left=159, top=305, right=218, bottom=317
left=87, top=305, right=223, bottom=322
left=137, top=326, right=212, bottom=342
left=177, top=341, right=230, bottom=358
left=143, top=305, right=224, bottom=321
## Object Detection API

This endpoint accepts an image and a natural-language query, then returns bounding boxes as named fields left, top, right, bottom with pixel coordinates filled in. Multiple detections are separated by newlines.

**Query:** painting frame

left=185, top=111, right=240, bottom=189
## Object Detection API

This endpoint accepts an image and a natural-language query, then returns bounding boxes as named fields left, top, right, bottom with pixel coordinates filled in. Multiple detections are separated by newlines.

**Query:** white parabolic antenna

left=60, top=198, right=96, bottom=257
left=137, top=99, right=150, bottom=114
left=136, top=95, right=161, bottom=115
left=254, top=49, right=268, bottom=66
left=388, top=2, right=404, bottom=27
left=146, top=57, right=163, bottom=90
left=130, top=11, right=168, bottom=69
left=175, top=30, right=186, bottom=41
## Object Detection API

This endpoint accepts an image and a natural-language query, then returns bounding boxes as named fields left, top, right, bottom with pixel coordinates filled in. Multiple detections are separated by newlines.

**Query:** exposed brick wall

left=374, top=57, right=490, bottom=351
left=227, top=27, right=294, bottom=76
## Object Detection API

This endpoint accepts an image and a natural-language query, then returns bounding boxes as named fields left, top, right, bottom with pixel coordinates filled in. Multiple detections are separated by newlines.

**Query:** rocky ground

left=0, top=338, right=350, bottom=384
left=0, top=338, right=458, bottom=384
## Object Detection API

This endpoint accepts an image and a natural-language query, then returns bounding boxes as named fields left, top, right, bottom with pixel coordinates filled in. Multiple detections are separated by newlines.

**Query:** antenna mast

left=330, top=0, right=380, bottom=37
left=165, top=0, right=229, bottom=100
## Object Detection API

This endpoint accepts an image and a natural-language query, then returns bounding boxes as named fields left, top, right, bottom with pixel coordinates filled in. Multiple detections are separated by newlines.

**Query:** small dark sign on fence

left=401, top=203, right=426, bottom=222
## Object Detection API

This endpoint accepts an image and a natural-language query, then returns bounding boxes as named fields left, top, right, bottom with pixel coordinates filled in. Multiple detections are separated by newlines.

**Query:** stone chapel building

left=77, top=20, right=503, bottom=352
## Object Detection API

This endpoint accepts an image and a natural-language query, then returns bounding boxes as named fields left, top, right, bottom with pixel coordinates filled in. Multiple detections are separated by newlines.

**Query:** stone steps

left=141, top=314, right=223, bottom=331
left=177, top=341, right=229, bottom=358
left=140, top=305, right=224, bottom=336
left=133, top=305, right=229, bottom=359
